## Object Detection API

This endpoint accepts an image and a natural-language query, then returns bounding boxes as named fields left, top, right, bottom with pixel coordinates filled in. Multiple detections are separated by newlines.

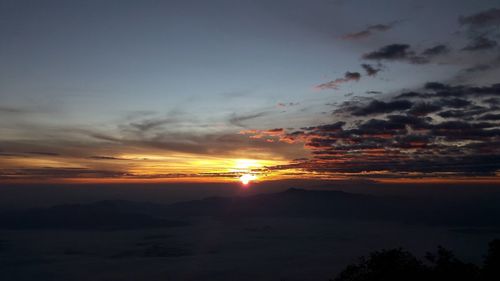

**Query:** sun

left=239, top=173, right=256, bottom=185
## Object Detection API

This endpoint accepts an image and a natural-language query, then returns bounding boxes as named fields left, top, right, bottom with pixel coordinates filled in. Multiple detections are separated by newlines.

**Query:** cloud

left=240, top=128, right=287, bottom=143
left=407, top=102, right=442, bottom=116
left=422, top=44, right=450, bottom=56
left=478, top=113, right=500, bottom=121
left=0, top=106, right=26, bottom=114
left=462, top=36, right=498, bottom=51
left=458, top=8, right=500, bottom=54
left=316, top=71, right=361, bottom=90
left=362, top=44, right=427, bottom=64
left=128, top=118, right=177, bottom=132
left=89, top=156, right=126, bottom=160
left=26, top=151, right=60, bottom=156
left=244, top=81, right=500, bottom=178
left=342, top=22, right=396, bottom=40
left=228, top=112, right=269, bottom=127
left=400, top=82, right=500, bottom=99
left=462, top=64, right=493, bottom=74
left=351, top=100, right=413, bottom=116
left=0, top=168, right=125, bottom=180
left=362, top=43, right=452, bottom=65
left=277, top=102, right=299, bottom=108
left=459, top=8, right=500, bottom=29
left=361, top=64, right=381, bottom=76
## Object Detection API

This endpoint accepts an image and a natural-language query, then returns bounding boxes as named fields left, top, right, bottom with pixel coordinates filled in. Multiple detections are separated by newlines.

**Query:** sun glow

left=239, top=173, right=257, bottom=185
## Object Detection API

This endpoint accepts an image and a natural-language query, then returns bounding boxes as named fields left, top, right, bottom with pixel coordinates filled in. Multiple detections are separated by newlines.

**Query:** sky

left=1, top=0, right=499, bottom=184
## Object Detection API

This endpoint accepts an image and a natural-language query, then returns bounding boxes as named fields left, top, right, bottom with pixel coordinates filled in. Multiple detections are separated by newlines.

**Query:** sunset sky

left=1, top=0, right=499, bottom=183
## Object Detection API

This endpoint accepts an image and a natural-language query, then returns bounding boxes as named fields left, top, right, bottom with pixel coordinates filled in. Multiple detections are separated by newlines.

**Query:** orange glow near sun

left=240, top=173, right=257, bottom=185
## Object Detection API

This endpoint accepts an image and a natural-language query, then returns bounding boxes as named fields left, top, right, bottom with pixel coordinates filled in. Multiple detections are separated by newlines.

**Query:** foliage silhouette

left=481, top=239, right=500, bottom=281
left=332, top=239, right=499, bottom=281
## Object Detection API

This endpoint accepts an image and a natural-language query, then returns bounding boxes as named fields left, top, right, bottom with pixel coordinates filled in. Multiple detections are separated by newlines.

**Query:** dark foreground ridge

left=1, top=188, right=499, bottom=229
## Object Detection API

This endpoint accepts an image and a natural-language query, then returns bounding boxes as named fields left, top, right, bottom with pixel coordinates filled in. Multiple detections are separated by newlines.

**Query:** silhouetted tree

left=481, top=239, right=500, bottom=281
left=425, top=246, right=479, bottom=281
left=333, top=248, right=427, bottom=281
left=333, top=240, right=500, bottom=281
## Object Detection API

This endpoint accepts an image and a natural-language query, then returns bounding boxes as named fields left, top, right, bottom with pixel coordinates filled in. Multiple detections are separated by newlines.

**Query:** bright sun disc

left=240, top=174, right=256, bottom=185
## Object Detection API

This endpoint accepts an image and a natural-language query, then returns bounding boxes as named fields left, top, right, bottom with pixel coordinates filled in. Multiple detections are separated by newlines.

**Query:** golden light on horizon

left=0, top=149, right=296, bottom=183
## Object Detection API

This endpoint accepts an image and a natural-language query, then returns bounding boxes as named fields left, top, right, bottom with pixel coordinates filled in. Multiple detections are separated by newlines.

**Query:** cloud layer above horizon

left=1, top=0, right=499, bottom=182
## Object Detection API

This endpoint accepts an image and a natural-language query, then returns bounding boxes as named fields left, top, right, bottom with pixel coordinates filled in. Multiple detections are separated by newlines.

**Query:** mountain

left=163, top=188, right=500, bottom=227
left=0, top=200, right=186, bottom=230
left=1, top=188, right=499, bottom=229
left=164, top=188, right=383, bottom=218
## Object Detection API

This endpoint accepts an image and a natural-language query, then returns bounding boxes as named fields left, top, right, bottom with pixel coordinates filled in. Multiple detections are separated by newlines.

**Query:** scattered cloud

left=361, top=64, right=382, bottom=76
left=316, top=71, right=361, bottom=90
left=462, top=36, right=498, bottom=51
left=363, top=43, right=452, bottom=65
left=458, top=8, right=500, bottom=54
left=350, top=100, right=413, bottom=116
left=459, top=8, right=500, bottom=29
left=244, top=82, right=500, bottom=178
left=422, top=44, right=451, bottom=57
left=342, top=22, right=398, bottom=40
left=228, top=112, right=269, bottom=127
left=277, top=102, right=300, bottom=108
left=362, top=44, right=425, bottom=63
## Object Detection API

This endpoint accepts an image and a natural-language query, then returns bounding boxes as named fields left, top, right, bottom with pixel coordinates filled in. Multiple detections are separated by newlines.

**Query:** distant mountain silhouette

left=0, top=200, right=186, bottom=230
left=1, top=188, right=499, bottom=229
left=164, top=187, right=382, bottom=218
left=163, top=188, right=500, bottom=226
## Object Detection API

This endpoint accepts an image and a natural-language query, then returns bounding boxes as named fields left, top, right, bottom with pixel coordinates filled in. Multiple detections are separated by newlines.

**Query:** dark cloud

left=408, top=102, right=442, bottom=116
left=437, top=107, right=489, bottom=120
left=351, top=100, right=413, bottom=116
left=462, top=64, right=493, bottom=74
left=361, top=64, right=381, bottom=76
left=316, top=71, right=361, bottom=90
left=26, top=151, right=60, bottom=156
left=459, top=8, right=500, bottom=29
left=363, top=43, right=452, bottom=65
left=89, top=156, right=126, bottom=160
left=245, top=81, right=500, bottom=178
left=439, top=98, right=471, bottom=108
left=0, top=151, right=60, bottom=157
left=362, top=44, right=428, bottom=64
left=363, top=44, right=412, bottom=60
left=462, top=36, right=498, bottom=51
left=459, top=8, right=500, bottom=54
left=417, top=82, right=500, bottom=98
left=345, top=71, right=361, bottom=80
left=395, top=91, right=433, bottom=99
left=302, top=121, right=345, bottom=132
left=356, top=118, right=408, bottom=134
left=0, top=168, right=125, bottom=180
left=366, top=90, right=382, bottom=95
left=478, top=113, right=500, bottom=121
left=228, top=112, right=269, bottom=127
left=422, top=44, right=450, bottom=56
left=342, top=22, right=396, bottom=40
left=424, top=82, right=451, bottom=91
left=277, top=102, right=299, bottom=108
left=0, top=106, right=26, bottom=114
left=128, top=118, right=176, bottom=132
left=483, top=98, right=500, bottom=105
